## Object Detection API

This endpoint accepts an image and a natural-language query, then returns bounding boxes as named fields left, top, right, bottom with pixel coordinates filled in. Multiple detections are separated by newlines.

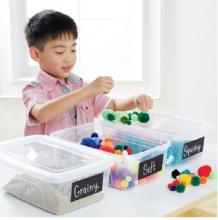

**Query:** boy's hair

left=25, top=10, right=78, bottom=51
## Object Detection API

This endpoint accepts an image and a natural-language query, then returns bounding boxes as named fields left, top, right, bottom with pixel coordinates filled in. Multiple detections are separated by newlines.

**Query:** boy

left=22, top=10, right=153, bottom=135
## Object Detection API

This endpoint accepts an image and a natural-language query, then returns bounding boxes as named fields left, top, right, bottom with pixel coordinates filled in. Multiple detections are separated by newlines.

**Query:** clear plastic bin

left=51, top=120, right=170, bottom=190
left=119, top=111, right=209, bottom=166
left=0, top=135, right=113, bottom=214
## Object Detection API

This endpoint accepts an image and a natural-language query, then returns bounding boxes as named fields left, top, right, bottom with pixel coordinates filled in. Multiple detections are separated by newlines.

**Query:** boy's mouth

left=62, top=65, right=72, bottom=72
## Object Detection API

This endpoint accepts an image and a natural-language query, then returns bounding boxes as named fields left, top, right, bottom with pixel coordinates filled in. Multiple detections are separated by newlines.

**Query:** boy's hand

left=85, top=76, right=114, bottom=96
left=133, top=94, right=153, bottom=112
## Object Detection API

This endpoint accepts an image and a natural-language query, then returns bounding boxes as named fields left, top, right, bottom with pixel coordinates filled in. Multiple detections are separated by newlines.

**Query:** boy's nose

left=63, top=57, right=73, bottom=63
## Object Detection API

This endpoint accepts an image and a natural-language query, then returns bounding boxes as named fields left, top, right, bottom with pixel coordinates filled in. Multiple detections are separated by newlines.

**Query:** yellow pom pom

left=121, top=180, right=129, bottom=188
left=115, top=150, right=122, bottom=155
left=179, top=174, right=192, bottom=186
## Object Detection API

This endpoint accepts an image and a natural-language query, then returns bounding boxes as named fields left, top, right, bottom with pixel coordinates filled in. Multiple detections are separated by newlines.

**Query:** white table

left=0, top=147, right=216, bottom=217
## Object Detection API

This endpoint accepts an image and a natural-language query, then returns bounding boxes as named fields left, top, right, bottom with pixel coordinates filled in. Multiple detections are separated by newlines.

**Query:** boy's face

left=34, top=34, right=77, bottom=82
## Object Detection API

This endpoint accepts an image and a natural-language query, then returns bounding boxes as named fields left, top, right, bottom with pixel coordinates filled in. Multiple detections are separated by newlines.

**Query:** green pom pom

left=107, top=113, right=116, bottom=121
left=127, top=120, right=131, bottom=125
left=133, top=111, right=139, bottom=115
left=176, top=183, right=186, bottom=193
left=114, top=111, right=125, bottom=121
left=115, top=144, right=124, bottom=151
left=209, top=171, right=216, bottom=179
left=120, top=116, right=129, bottom=124
left=127, top=113, right=132, bottom=120
left=138, top=112, right=150, bottom=123
left=181, top=169, right=191, bottom=174
left=102, top=109, right=113, bottom=119
left=131, top=114, right=138, bottom=122
left=191, top=176, right=201, bottom=186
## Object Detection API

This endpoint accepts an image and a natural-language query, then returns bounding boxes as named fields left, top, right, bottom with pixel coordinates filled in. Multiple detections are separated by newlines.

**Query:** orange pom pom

left=200, top=176, right=208, bottom=184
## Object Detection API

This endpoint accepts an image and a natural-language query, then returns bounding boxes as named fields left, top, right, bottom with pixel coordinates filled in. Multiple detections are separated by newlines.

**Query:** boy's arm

left=31, top=87, right=88, bottom=123
left=107, top=95, right=153, bottom=112
left=31, top=76, right=114, bottom=123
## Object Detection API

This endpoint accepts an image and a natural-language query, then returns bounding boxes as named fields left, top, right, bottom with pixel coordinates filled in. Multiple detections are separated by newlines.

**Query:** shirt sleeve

left=22, top=82, right=49, bottom=126
left=91, top=93, right=111, bottom=118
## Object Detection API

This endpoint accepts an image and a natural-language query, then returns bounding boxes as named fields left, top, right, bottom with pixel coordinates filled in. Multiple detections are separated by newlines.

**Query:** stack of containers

left=103, top=111, right=209, bottom=166
left=0, top=135, right=113, bottom=214
left=136, top=112, right=209, bottom=166
left=51, top=120, right=170, bottom=190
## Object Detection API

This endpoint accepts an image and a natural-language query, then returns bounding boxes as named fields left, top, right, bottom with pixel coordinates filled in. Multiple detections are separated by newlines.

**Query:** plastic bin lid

left=0, top=135, right=113, bottom=183
left=139, top=111, right=209, bottom=141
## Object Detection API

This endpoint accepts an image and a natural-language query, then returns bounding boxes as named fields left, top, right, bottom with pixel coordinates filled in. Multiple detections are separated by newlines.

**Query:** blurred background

left=0, top=0, right=216, bottom=145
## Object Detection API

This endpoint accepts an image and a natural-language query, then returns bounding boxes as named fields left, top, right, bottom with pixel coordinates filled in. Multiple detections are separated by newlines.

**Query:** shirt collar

left=37, top=69, right=81, bottom=91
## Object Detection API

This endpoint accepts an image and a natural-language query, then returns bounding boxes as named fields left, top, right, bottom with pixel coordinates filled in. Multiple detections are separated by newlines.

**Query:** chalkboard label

left=182, top=137, right=204, bottom=159
left=138, top=154, right=163, bottom=180
left=71, top=173, right=103, bottom=202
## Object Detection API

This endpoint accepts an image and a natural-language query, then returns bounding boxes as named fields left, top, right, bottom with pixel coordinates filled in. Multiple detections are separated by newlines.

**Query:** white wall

left=0, top=0, right=217, bottom=145
left=155, top=0, right=217, bottom=145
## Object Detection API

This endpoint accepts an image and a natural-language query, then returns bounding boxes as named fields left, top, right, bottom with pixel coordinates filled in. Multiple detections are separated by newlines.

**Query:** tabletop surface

left=0, top=147, right=217, bottom=217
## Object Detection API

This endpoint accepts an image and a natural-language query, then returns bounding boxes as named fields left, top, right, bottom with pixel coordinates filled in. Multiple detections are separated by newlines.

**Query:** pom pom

left=91, top=137, right=100, bottom=145
left=179, top=174, right=191, bottom=186
left=176, top=183, right=186, bottom=193
left=102, top=109, right=113, bottom=119
left=131, top=114, right=138, bottom=122
left=121, top=180, right=129, bottom=188
left=200, top=176, right=208, bottom=184
left=171, top=180, right=180, bottom=186
left=168, top=183, right=176, bottom=191
left=126, top=176, right=132, bottom=182
left=105, top=137, right=112, bottom=142
left=81, top=138, right=100, bottom=149
left=198, top=165, right=212, bottom=177
left=91, top=132, right=98, bottom=138
left=115, top=145, right=124, bottom=151
left=126, top=147, right=133, bottom=155
left=132, top=111, right=139, bottom=115
left=122, top=150, right=128, bottom=155
left=209, top=171, right=216, bottom=179
left=181, top=169, right=191, bottom=174
left=191, top=176, right=201, bottom=186
left=123, top=145, right=128, bottom=150
left=100, top=145, right=115, bottom=154
left=127, top=120, right=131, bottom=125
left=127, top=113, right=132, bottom=120
left=120, top=116, right=129, bottom=124
left=103, top=141, right=114, bottom=148
left=138, top=112, right=150, bottom=123
left=115, top=150, right=122, bottom=155
left=107, top=113, right=116, bottom=121
left=171, top=169, right=180, bottom=179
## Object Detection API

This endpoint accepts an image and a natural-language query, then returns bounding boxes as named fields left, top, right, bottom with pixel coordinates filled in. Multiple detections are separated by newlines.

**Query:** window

left=1, top=0, right=161, bottom=98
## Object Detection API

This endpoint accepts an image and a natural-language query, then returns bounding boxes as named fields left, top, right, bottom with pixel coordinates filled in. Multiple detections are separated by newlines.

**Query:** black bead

left=171, top=169, right=180, bottom=179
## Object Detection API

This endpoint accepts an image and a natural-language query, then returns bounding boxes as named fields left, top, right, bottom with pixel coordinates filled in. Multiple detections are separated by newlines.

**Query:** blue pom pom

left=92, top=137, right=100, bottom=144
left=91, top=132, right=99, bottom=138
left=123, top=145, right=128, bottom=150
left=81, top=138, right=100, bottom=149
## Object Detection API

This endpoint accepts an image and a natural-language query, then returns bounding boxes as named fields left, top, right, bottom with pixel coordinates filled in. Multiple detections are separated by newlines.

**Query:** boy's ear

left=29, top=47, right=41, bottom=62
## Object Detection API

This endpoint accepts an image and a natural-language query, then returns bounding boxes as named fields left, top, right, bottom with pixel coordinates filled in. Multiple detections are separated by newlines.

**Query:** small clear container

left=0, top=135, right=113, bottom=214
left=127, top=111, right=209, bottom=166
left=51, top=120, right=170, bottom=190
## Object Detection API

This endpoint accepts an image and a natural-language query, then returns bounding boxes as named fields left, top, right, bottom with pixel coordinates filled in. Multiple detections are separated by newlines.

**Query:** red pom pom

left=198, top=165, right=212, bottom=177
left=172, top=180, right=180, bottom=186
left=100, top=145, right=115, bottom=154
left=126, top=147, right=133, bottom=155
left=167, top=183, right=173, bottom=189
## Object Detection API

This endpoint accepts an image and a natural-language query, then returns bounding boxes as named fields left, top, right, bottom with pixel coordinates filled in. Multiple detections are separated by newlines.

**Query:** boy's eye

left=71, top=50, right=76, bottom=53
left=55, top=52, right=64, bottom=55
